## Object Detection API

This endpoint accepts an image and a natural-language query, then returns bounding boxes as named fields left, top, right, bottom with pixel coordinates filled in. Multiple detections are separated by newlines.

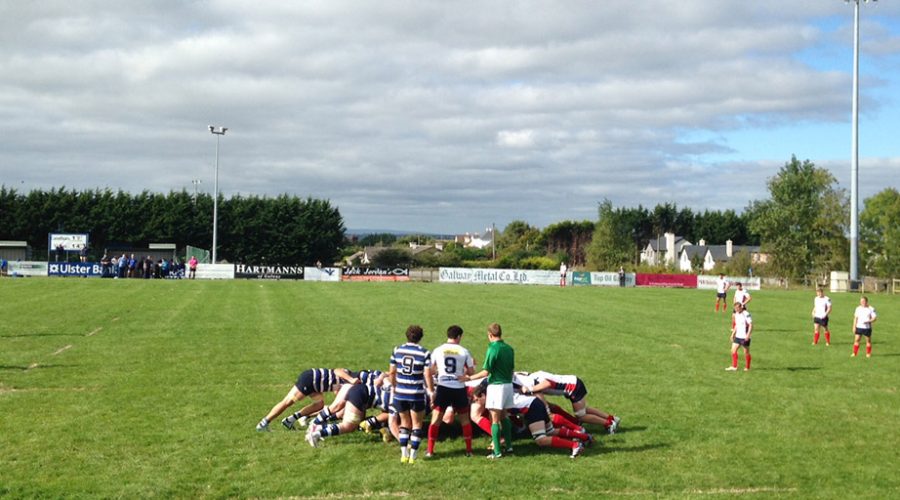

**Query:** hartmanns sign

left=234, top=264, right=304, bottom=280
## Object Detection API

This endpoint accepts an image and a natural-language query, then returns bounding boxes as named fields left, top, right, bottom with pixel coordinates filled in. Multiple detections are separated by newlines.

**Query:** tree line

left=0, top=187, right=345, bottom=266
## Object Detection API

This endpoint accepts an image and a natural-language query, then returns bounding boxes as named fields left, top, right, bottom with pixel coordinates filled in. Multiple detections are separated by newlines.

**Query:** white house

left=641, top=232, right=692, bottom=266
left=678, top=239, right=769, bottom=272
left=456, top=228, right=494, bottom=250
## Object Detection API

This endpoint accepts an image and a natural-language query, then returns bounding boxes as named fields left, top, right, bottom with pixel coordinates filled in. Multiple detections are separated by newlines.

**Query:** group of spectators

left=99, top=253, right=192, bottom=279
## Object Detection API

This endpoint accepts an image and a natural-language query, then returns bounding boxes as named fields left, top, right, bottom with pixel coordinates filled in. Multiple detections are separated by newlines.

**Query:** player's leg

left=257, top=386, right=306, bottom=431
left=426, top=405, right=443, bottom=457
left=408, top=407, right=426, bottom=463
left=852, top=334, right=861, bottom=357
left=865, top=334, right=873, bottom=357
left=311, top=384, right=352, bottom=426
left=824, top=318, right=831, bottom=346
left=570, top=399, right=605, bottom=426
left=743, top=345, right=751, bottom=371
left=397, top=408, right=412, bottom=462
left=457, top=406, right=474, bottom=456
left=727, top=342, right=739, bottom=370
left=813, top=320, right=821, bottom=345
left=284, top=393, right=325, bottom=429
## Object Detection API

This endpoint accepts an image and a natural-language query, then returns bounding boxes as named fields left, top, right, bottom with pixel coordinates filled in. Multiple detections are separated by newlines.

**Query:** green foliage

left=542, top=220, right=595, bottom=266
left=860, top=187, right=900, bottom=278
left=747, top=156, right=848, bottom=279
left=495, top=220, right=544, bottom=268
left=2, top=280, right=899, bottom=497
left=0, top=186, right=344, bottom=265
left=720, top=249, right=753, bottom=277
left=371, top=247, right=412, bottom=267
left=586, top=200, right=634, bottom=271
left=356, top=233, right=398, bottom=247
left=517, top=256, right=558, bottom=270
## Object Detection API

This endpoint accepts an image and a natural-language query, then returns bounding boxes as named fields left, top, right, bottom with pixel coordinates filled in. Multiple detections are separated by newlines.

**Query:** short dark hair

left=406, top=325, right=424, bottom=343
left=447, top=325, right=464, bottom=339
left=488, top=322, right=502, bottom=338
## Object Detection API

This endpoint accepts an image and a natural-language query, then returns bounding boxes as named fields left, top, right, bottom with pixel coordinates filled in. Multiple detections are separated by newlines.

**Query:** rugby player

left=255, top=367, right=358, bottom=432
left=727, top=303, right=752, bottom=371
left=305, top=373, right=393, bottom=447
left=714, top=273, right=730, bottom=313
left=852, top=296, right=877, bottom=358
left=811, top=288, right=832, bottom=346
left=517, top=371, right=620, bottom=433
left=426, top=325, right=476, bottom=458
left=460, top=323, right=515, bottom=459
left=732, top=282, right=752, bottom=309
left=389, top=325, right=434, bottom=464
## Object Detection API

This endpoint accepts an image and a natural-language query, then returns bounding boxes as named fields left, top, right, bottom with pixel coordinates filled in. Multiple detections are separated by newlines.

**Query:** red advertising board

left=634, top=273, right=698, bottom=288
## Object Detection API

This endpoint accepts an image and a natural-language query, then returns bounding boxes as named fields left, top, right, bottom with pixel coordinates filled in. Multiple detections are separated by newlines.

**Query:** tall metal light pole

left=847, top=0, right=876, bottom=284
left=208, top=125, right=227, bottom=263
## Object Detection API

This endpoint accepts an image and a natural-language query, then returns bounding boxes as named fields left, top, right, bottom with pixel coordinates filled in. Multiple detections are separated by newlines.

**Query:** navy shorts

left=345, top=384, right=369, bottom=411
left=524, top=400, right=549, bottom=425
left=433, top=386, right=469, bottom=411
left=717, top=292, right=726, bottom=299
left=733, top=337, right=751, bottom=347
left=855, top=328, right=872, bottom=337
left=566, top=379, right=589, bottom=404
left=394, top=399, right=427, bottom=413
left=294, top=369, right=316, bottom=395
left=814, top=317, right=829, bottom=327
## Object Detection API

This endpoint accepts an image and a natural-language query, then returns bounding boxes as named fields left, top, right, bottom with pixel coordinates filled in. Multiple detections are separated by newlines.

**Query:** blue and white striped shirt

left=390, top=343, right=431, bottom=402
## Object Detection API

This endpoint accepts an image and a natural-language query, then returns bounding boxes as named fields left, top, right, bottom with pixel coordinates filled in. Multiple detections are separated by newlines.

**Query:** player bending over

left=300, top=369, right=385, bottom=429
left=517, top=370, right=620, bottom=434
left=305, top=374, right=393, bottom=447
left=256, top=367, right=358, bottom=432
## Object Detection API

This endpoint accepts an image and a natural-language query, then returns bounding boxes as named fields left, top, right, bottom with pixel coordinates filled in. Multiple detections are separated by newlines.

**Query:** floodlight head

left=208, top=125, right=214, bottom=132
left=222, top=127, right=228, bottom=133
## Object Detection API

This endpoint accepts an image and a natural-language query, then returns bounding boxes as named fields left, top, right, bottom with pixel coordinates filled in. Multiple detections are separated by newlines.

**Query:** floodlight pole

left=209, top=125, right=227, bottom=264
left=847, top=0, right=875, bottom=284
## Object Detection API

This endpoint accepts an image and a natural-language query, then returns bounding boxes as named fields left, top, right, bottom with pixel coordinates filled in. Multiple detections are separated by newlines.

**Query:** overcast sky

left=1, top=1, right=899, bottom=234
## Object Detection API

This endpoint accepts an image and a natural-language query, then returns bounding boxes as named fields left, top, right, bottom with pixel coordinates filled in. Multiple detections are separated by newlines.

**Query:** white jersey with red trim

left=716, top=277, right=729, bottom=294
left=732, top=310, right=752, bottom=339
left=733, top=289, right=750, bottom=305
left=509, top=393, right=538, bottom=413
left=528, top=371, right=578, bottom=397
left=854, top=306, right=877, bottom=329
left=431, top=342, right=474, bottom=389
left=813, top=296, right=831, bottom=319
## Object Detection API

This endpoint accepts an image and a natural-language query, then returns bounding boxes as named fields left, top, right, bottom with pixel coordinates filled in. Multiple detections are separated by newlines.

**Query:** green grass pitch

left=1, top=279, right=898, bottom=498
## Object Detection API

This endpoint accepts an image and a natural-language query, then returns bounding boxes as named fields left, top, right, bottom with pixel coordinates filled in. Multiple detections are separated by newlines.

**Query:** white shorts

left=485, top=383, right=514, bottom=410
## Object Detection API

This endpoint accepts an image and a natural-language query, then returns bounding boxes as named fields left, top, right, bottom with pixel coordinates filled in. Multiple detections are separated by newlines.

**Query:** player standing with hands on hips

left=852, top=297, right=877, bottom=358
left=460, top=323, right=515, bottom=459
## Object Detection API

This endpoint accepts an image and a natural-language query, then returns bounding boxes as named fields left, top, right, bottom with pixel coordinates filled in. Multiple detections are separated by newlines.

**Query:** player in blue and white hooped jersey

left=256, top=367, right=358, bottom=432
left=306, top=369, right=385, bottom=428
left=389, top=325, right=434, bottom=464
left=306, top=372, right=396, bottom=447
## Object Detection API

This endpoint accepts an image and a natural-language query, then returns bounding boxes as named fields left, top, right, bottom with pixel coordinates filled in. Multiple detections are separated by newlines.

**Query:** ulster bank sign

left=234, top=264, right=304, bottom=280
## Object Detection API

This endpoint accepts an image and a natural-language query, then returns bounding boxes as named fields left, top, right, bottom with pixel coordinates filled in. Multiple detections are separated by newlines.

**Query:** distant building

left=456, top=228, right=494, bottom=250
left=640, top=233, right=692, bottom=266
left=677, top=239, right=769, bottom=272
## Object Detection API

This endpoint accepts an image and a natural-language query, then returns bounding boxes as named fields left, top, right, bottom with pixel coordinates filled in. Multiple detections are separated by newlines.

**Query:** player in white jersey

left=714, top=274, right=730, bottom=313
left=732, top=282, right=751, bottom=309
left=727, top=303, right=753, bottom=371
left=426, top=325, right=476, bottom=457
left=811, top=288, right=832, bottom=346
left=517, top=370, right=620, bottom=434
left=559, top=261, right=568, bottom=287
left=852, top=296, right=878, bottom=358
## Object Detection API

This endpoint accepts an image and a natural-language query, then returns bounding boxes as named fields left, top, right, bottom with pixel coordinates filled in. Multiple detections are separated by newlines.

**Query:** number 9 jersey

left=432, top=342, right=475, bottom=389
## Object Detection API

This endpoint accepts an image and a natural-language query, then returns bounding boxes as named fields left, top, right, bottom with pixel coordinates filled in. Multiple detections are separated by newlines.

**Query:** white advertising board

left=195, top=264, right=235, bottom=280
left=697, top=275, right=760, bottom=291
left=439, top=267, right=562, bottom=286
left=590, top=272, right=636, bottom=287
left=304, top=267, right=341, bottom=282
left=7, top=261, right=48, bottom=277
left=49, top=233, right=89, bottom=251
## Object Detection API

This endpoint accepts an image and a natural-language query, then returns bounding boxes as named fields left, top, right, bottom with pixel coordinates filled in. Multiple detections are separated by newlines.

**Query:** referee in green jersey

left=461, top=322, right=514, bottom=458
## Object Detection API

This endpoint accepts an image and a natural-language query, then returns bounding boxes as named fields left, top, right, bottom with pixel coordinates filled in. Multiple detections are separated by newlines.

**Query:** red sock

left=825, top=331, right=830, bottom=344
left=427, top=423, right=439, bottom=454
left=866, top=344, right=872, bottom=356
left=715, top=303, right=719, bottom=312
left=551, top=414, right=581, bottom=431
left=731, top=352, right=738, bottom=367
left=476, top=416, right=492, bottom=435
left=547, top=403, right=579, bottom=426
left=853, top=344, right=860, bottom=356
left=461, top=423, right=473, bottom=453
left=813, top=332, right=820, bottom=344
left=550, top=436, right=578, bottom=450
left=605, top=415, right=614, bottom=428
left=745, top=354, right=751, bottom=370
left=557, top=427, right=589, bottom=441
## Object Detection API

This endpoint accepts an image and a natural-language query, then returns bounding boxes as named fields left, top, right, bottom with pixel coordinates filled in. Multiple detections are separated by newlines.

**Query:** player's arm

left=462, top=369, right=489, bottom=382
left=334, top=368, right=360, bottom=385
left=523, top=379, right=553, bottom=394
left=870, top=311, right=877, bottom=324
left=746, top=320, right=752, bottom=339
left=389, top=358, right=398, bottom=388
left=424, top=364, right=435, bottom=396
left=825, top=302, right=832, bottom=317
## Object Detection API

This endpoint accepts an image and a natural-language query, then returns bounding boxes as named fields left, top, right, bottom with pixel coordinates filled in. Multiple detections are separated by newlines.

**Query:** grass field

left=1, top=278, right=898, bottom=499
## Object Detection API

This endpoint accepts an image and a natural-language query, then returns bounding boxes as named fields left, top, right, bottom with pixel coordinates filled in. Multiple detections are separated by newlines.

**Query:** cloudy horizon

left=2, top=1, right=899, bottom=234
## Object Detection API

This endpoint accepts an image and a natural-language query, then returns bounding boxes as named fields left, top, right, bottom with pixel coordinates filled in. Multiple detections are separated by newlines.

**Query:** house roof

left=647, top=236, right=690, bottom=252
left=681, top=245, right=707, bottom=259
left=707, top=245, right=762, bottom=262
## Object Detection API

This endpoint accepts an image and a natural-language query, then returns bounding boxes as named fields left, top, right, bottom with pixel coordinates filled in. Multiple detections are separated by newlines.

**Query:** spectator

left=80, top=244, right=89, bottom=263
left=188, top=256, right=198, bottom=279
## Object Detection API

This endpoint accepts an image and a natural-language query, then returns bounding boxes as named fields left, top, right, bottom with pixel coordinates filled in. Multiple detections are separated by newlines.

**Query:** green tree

left=860, top=187, right=900, bottom=277
left=747, top=156, right=848, bottom=279
left=586, top=200, right=632, bottom=271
